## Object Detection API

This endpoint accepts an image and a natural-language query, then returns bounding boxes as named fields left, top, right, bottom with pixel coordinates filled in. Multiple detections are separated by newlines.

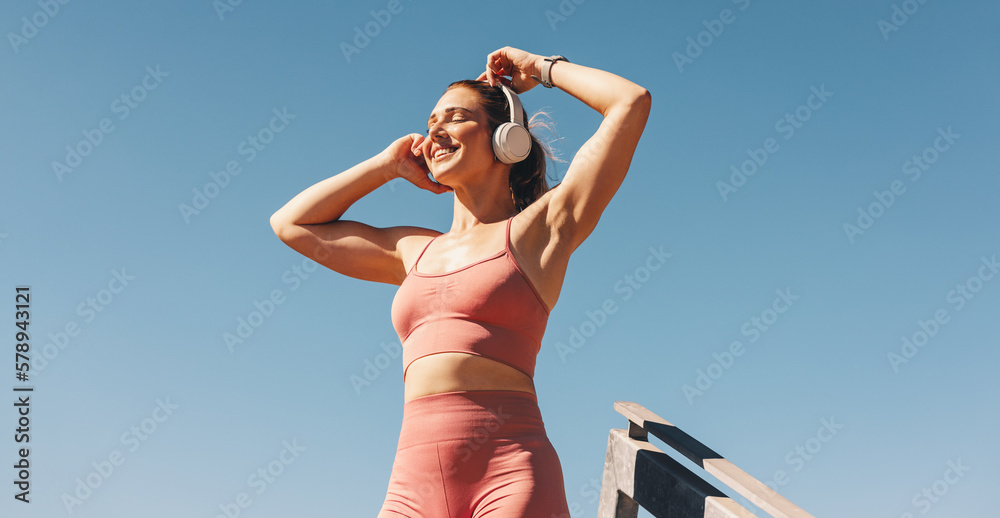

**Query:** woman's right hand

left=380, top=133, right=453, bottom=194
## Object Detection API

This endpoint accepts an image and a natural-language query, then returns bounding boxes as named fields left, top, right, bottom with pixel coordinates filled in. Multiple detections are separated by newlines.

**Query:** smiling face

left=421, top=86, right=498, bottom=184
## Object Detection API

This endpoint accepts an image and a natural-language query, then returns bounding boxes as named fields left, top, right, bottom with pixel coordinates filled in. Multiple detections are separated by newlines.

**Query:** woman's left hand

left=476, top=47, right=543, bottom=94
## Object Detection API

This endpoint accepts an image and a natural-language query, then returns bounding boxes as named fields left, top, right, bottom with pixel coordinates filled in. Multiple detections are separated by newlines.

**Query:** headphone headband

left=497, top=84, right=525, bottom=127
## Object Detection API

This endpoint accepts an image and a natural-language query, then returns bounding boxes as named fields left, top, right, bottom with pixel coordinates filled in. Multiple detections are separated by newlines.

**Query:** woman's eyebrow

left=427, top=106, right=471, bottom=125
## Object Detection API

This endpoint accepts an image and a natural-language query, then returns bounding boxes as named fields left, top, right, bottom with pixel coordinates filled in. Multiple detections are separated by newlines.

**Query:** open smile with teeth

left=433, top=146, right=458, bottom=161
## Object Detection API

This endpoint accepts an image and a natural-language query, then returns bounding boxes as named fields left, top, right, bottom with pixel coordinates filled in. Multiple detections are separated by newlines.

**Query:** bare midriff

left=403, top=352, right=536, bottom=403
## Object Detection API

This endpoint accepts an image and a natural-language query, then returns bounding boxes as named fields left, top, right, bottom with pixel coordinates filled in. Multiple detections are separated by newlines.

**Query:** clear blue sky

left=2, top=1, right=997, bottom=516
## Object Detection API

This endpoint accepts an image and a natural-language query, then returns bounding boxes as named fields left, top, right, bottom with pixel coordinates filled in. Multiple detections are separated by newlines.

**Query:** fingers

left=398, top=152, right=452, bottom=195
left=403, top=158, right=450, bottom=194
left=405, top=152, right=430, bottom=176
left=409, top=133, right=424, bottom=155
left=483, top=47, right=533, bottom=90
left=485, top=48, right=508, bottom=86
left=484, top=51, right=496, bottom=85
left=480, top=67, right=511, bottom=88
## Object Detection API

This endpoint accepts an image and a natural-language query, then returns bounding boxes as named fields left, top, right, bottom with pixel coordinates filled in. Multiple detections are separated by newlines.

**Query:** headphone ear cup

left=493, top=122, right=532, bottom=164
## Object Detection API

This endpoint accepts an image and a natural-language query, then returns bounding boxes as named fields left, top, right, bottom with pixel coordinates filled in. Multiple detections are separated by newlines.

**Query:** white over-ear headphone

left=492, top=84, right=532, bottom=164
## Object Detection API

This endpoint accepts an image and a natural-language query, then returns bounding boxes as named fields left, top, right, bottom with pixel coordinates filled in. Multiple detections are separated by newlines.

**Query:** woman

left=270, top=46, right=650, bottom=517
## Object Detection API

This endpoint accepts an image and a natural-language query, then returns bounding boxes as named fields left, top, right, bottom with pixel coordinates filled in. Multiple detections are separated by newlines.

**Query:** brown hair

left=446, top=79, right=558, bottom=213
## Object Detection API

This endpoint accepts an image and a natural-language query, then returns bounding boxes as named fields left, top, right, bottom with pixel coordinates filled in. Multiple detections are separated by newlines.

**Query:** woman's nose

left=427, top=121, right=447, bottom=139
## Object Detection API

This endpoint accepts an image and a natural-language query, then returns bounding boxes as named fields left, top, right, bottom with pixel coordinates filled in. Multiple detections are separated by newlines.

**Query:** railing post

left=597, top=429, right=639, bottom=518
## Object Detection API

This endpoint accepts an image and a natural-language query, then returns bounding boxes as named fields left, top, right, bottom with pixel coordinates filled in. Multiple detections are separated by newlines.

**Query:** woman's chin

left=429, top=162, right=459, bottom=182
left=428, top=168, right=451, bottom=183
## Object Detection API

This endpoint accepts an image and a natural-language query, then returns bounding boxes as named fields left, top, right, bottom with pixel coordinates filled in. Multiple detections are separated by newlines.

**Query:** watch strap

left=532, top=55, right=568, bottom=88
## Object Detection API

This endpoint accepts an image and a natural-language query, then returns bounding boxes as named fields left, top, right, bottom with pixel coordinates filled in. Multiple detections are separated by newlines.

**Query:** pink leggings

left=378, top=390, right=570, bottom=518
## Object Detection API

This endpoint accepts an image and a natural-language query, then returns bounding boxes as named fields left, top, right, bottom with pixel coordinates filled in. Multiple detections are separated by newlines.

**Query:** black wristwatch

left=532, top=55, right=569, bottom=88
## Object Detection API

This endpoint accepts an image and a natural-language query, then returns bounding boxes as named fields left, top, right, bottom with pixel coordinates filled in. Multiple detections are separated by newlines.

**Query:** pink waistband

left=397, top=390, right=546, bottom=451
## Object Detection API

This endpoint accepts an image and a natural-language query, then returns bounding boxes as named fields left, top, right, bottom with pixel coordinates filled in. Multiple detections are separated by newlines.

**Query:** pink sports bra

left=390, top=216, right=550, bottom=381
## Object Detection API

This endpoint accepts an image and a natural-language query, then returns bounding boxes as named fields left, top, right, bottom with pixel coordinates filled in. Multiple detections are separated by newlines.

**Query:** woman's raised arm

left=269, top=134, right=452, bottom=285
left=479, top=47, right=652, bottom=251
